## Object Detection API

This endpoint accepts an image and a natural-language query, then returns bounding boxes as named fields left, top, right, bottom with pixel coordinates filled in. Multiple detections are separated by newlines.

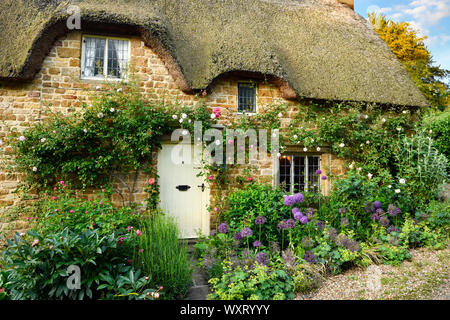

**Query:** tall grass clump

left=133, top=214, right=193, bottom=299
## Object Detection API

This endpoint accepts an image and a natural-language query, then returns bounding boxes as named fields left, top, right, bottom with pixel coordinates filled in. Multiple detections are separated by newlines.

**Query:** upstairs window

left=238, top=83, right=257, bottom=113
left=279, top=155, right=321, bottom=193
left=81, top=36, right=130, bottom=79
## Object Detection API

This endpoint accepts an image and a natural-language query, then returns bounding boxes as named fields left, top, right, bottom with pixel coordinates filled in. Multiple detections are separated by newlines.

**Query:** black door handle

left=176, top=185, right=191, bottom=191
left=198, top=183, right=205, bottom=192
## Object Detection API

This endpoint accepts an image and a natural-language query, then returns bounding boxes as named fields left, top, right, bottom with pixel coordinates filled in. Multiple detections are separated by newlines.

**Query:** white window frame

left=237, top=81, right=258, bottom=115
left=277, top=154, right=321, bottom=193
left=80, top=35, right=130, bottom=81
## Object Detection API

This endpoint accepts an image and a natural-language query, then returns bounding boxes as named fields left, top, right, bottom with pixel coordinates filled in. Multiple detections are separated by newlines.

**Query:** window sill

left=80, top=76, right=126, bottom=82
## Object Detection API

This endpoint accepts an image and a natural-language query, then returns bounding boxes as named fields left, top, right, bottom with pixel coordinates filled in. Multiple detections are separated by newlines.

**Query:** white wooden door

left=157, top=143, right=209, bottom=238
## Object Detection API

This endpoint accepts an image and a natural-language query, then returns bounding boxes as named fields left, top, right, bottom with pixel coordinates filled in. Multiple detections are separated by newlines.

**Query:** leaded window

left=238, top=83, right=256, bottom=113
left=279, top=155, right=321, bottom=193
left=81, top=36, right=129, bottom=79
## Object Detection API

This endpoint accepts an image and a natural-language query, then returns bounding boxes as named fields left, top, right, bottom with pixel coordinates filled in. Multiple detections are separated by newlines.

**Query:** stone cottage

left=0, top=0, right=427, bottom=238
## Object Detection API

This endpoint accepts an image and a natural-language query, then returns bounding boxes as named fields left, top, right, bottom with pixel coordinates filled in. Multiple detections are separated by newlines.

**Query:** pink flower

left=148, top=178, right=155, bottom=185
left=26, top=217, right=30, bottom=221
left=32, top=239, right=39, bottom=247
left=101, top=212, right=105, bottom=216
left=247, top=177, right=254, bottom=181
left=139, top=249, right=144, bottom=253
left=127, top=226, right=134, bottom=231
left=52, top=196, right=56, bottom=200
left=18, top=136, right=25, bottom=141
left=227, top=139, right=233, bottom=144
left=214, top=207, right=218, bottom=212
left=60, top=181, right=64, bottom=185
left=208, top=174, right=213, bottom=181
left=99, top=201, right=103, bottom=205
left=70, top=210, right=74, bottom=213
left=101, top=189, right=105, bottom=193
left=127, top=259, right=132, bottom=264
left=136, top=229, right=142, bottom=236
left=202, top=90, right=207, bottom=96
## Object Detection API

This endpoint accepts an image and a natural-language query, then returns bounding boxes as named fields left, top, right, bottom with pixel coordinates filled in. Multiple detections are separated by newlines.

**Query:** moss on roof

left=0, top=0, right=428, bottom=107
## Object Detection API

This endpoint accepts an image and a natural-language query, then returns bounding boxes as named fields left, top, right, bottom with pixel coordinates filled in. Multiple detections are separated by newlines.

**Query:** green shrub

left=1, top=228, right=141, bottom=300
left=423, top=108, right=450, bottom=161
left=208, top=262, right=295, bottom=300
left=132, top=214, right=192, bottom=299
left=377, top=245, right=411, bottom=266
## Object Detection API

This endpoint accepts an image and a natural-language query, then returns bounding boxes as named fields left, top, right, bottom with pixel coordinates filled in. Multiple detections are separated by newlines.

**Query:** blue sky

left=355, top=0, right=450, bottom=80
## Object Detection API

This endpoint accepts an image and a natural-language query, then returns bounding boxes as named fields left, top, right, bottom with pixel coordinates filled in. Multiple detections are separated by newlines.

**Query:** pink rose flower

left=136, top=229, right=142, bottom=236
left=208, top=175, right=213, bottom=181
left=148, top=178, right=155, bottom=185
left=32, top=239, right=39, bottom=247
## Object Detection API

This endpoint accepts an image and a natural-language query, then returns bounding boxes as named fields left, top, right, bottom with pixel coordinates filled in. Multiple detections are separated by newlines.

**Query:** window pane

left=308, top=156, right=320, bottom=193
left=279, top=156, right=291, bottom=192
left=107, top=39, right=128, bottom=78
left=238, top=83, right=256, bottom=113
left=83, top=37, right=105, bottom=77
left=293, top=156, right=306, bottom=192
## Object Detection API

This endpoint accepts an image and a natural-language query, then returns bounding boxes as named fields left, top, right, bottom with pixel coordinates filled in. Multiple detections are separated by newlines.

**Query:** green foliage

left=132, top=214, right=192, bottom=299
left=8, top=79, right=215, bottom=192
left=1, top=228, right=138, bottom=300
left=223, top=183, right=291, bottom=245
left=208, top=261, right=295, bottom=300
left=423, top=109, right=450, bottom=161
left=377, top=245, right=411, bottom=266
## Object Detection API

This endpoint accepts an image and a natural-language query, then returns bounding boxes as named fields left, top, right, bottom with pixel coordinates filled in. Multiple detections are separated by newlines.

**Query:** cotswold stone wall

left=0, top=31, right=344, bottom=236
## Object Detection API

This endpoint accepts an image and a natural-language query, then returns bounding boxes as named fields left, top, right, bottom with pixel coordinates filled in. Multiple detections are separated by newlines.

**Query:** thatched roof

left=0, top=0, right=428, bottom=107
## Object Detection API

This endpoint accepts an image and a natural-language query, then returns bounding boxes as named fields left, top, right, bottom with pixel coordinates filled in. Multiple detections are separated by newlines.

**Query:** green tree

left=369, top=13, right=449, bottom=110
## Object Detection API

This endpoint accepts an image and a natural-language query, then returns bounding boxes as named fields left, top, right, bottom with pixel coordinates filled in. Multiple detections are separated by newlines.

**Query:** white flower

left=19, top=232, right=25, bottom=237
left=395, top=189, right=401, bottom=194
left=364, top=114, right=369, bottom=119
left=429, top=129, right=433, bottom=134
left=19, top=136, right=25, bottom=141
left=188, top=119, right=192, bottom=123
left=366, top=140, right=370, bottom=144
left=303, top=147, right=308, bottom=152
left=210, top=113, right=216, bottom=119
left=179, top=118, right=184, bottom=123
left=396, top=127, right=402, bottom=132
left=368, top=173, right=373, bottom=179
left=96, top=85, right=101, bottom=90
left=357, top=167, right=362, bottom=171
left=182, top=130, right=188, bottom=136
left=0, top=139, right=3, bottom=146
left=402, top=110, right=407, bottom=114
left=278, top=112, right=283, bottom=118
left=116, top=88, right=123, bottom=92
left=277, top=152, right=281, bottom=158
left=272, top=132, right=277, bottom=138
left=40, top=138, right=46, bottom=143
left=316, top=147, right=321, bottom=151
left=388, top=185, right=392, bottom=189
left=339, top=143, right=345, bottom=148
left=110, top=108, right=115, bottom=112
left=399, top=178, right=406, bottom=184
left=172, top=114, right=178, bottom=120
left=311, top=139, right=314, bottom=143
left=293, top=134, right=298, bottom=139
left=32, top=166, right=37, bottom=172
left=83, top=128, right=88, bottom=133
left=382, top=118, right=386, bottom=122
left=97, top=112, right=104, bottom=118
left=181, top=113, right=187, bottom=119
left=360, top=143, right=363, bottom=147
left=215, top=140, right=221, bottom=146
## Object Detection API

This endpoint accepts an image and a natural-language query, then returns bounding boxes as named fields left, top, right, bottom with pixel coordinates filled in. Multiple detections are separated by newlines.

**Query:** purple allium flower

left=255, top=215, right=266, bottom=225
left=387, top=204, right=401, bottom=217
left=292, top=207, right=300, bottom=215
left=305, top=208, right=315, bottom=221
left=218, top=222, right=228, bottom=234
left=293, top=193, right=305, bottom=203
left=375, top=208, right=385, bottom=216
left=304, top=251, right=317, bottom=263
left=371, top=212, right=380, bottom=221
left=316, top=220, right=325, bottom=231
left=301, top=236, right=313, bottom=248
left=387, top=225, right=399, bottom=234
left=340, top=217, right=349, bottom=227
left=328, top=227, right=338, bottom=241
left=210, top=230, right=216, bottom=237
left=253, top=241, right=262, bottom=248
left=338, top=208, right=348, bottom=214
left=255, top=252, right=270, bottom=266
left=241, top=227, right=253, bottom=237
left=277, top=220, right=286, bottom=230
left=233, top=232, right=243, bottom=241
left=283, top=195, right=296, bottom=206
left=336, top=234, right=349, bottom=247
left=373, top=201, right=382, bottom=210
left=282, top=249, right=297, bottom=270
left=299, top=215, right=308, bottom=224
left=379, top=215, right=390, bottom=227
left=315, top=169, right=322, bottom=175
left=321, top=175, right=327, bottom=180
left=293, top=211, right=303, bottom=221
left=285, top=218, right=297, bottom=229
left=345, top=240, right=361, bottom=252
left=364, top=202, right=372, bottom=214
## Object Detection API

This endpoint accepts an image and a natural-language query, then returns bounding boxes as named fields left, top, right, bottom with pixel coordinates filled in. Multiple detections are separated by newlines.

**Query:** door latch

left=176, top=185, right=191, bottom=191
left=198, top=183, right=205, bottom=192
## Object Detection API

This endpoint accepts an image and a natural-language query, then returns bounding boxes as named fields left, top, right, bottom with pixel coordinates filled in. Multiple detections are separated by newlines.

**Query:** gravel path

left=297, top=247, right=450, bottom=300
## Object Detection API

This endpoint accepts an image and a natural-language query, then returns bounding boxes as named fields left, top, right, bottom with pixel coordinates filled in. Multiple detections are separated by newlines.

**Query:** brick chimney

left=338, top=0, right=354, bottom=10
